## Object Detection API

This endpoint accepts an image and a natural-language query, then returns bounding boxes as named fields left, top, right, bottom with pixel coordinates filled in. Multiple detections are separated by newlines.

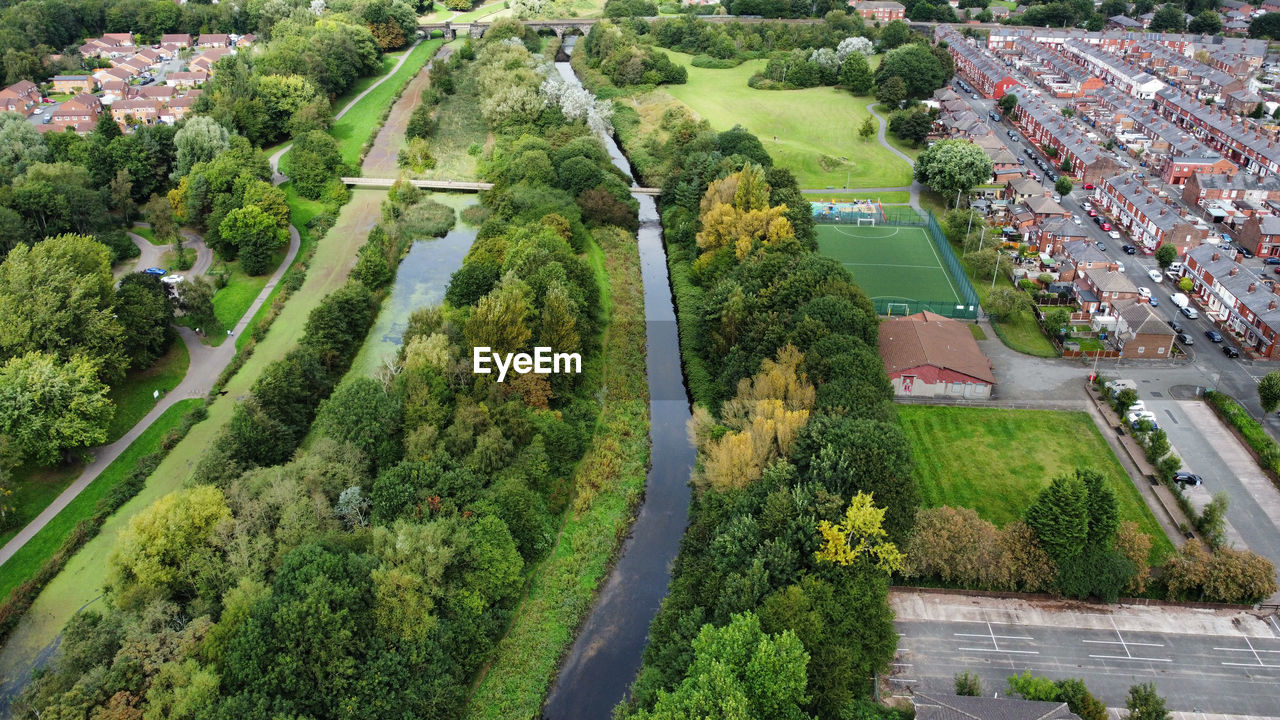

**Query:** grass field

left=654, top=49, right=914, bottom=189
left=130, top=226, right=162, bottom=245
left=969, top=262, right=1058, bottom=357
left=0, top=462, right=82, bottom=548
left=0, top=399, right=203, bottom=603
left=211, top=260, right=273, bottom=331
left=104, top=340, right=190, bottom=442
left=807, top=191, right=912, bottom=204
left=898, top=405, right=1175, bottom=563
left=332, top=38, right=444, bottom=167
left=816, top=223, right=962, bottom=308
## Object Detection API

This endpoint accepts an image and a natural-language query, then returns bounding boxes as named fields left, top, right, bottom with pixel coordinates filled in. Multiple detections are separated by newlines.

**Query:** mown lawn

left=0, top=399, right=203, bottom=604
left=332, top=38, right=444, bottom=167
left=104, top=340, right=191, bottom=442
left=654, top=49, right=914, bottom=189
left=969, top=261, right=1059, bottom=357
left=898, top=405, right=1175, bottom=563
left=130, top=225, right=163, bottom=245
left=0, top=462, right=82, bottom=548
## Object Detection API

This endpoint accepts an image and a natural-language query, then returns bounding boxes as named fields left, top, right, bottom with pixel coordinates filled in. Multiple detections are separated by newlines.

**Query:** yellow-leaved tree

left=694, top=163, right=795, bottom=268
left=693, top=345, right=815, bottom=491
left=815, top=492, right=905, bottom=573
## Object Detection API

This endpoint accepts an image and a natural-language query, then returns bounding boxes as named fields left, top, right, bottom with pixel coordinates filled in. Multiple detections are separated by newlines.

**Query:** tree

left=858, top=116, right=876, bottom=142
left=967, top=248, right=1005, bottom=284
left=1178, top=277, right=1193, bottom=292
left=814, top=492, right=906, bottom=573
left=313, top=378, right=403, bottom=474
left=115, top=274, right=174, bottom=371
left=983, top=286, right=1031, bottom=319
left=875, top=75, right=907, bottom=109
left=1125, top=683, right=1170, bottom=720
left=1189, top=9, right=1223, bottom=34
left=889, top=109, right=933, bottom=147
left=839, top=52, right=874, bottom=95
left=1148, top=4, right=1185, bottom=31
left=1025, top=473, right=1089, bottom=561
left=1199, top=492, right=1229, bottom=549
left=0, top=351, right=114, bottom=465
left=1055, top=177, right=1073, bottom=196
left=0, top=234, right=125, bottom=378
left=875, top=44, right=950, bottom=99
left=1007, top=670, right=1059, bottom=701
left=219, top=205, right=287, bottom=275
left=1251, top=12, right=1280, bottom=39
left=144, top=194, right=177, bottom=243
left=172, top=116, right=231, bottom=181
left=1114, top=387, right=1138, bottom=415
left=913, top=140, right=994, bottom=203
left=109, top=485, right=230, bottom=607
left=630, top=613, right=811, bottom=720
left=0, top=111, right=49, bottom=186
left=290, top=130, right=344, bottom=199
left=879, top=20, right=912, bottom=50
left=998, top=92, right=1018, bottom=116
left=1259, top=370, right=1280, bottom=413
left=1155, top=243, right=1177, bottom=269
left=1056, top=678, right=1108, bottom=720
left=955, top=672, right=982, bottom=696
left=179, top=276, right=218, bottom=333
left=1044, top=308, right=1071, bottom=337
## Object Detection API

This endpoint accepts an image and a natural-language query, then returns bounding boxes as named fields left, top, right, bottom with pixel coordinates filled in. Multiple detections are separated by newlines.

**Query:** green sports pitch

left=816, top=223, right=964, bottom=313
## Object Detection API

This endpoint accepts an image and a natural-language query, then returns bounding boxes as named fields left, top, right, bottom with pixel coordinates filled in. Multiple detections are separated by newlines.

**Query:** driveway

left=974, top=321, right=1090, bottom=405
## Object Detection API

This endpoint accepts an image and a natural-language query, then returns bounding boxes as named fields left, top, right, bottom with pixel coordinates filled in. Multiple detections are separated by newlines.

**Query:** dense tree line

left=14, top=22, right=644, bottom=720
left=605, top=72, right=916, bottom=715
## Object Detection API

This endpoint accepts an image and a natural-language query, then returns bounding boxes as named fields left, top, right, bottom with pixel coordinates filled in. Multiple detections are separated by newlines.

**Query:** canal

left=540, top=60, right=696, bottom=720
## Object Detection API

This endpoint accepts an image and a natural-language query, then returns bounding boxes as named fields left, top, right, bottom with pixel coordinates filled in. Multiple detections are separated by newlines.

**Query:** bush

left=690, top=54, right=742, bottom=69
left=398, top=198, right=457, bottom=237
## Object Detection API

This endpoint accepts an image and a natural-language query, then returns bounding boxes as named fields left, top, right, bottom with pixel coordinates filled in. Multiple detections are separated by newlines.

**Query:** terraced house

left=1184, top=245, right=1280, bottom=358
left=1012, top=94, right=1122, bottom=184
left=1085, top=87, right=1236, bottom=185
left=1096, top=172, right=1207, bottom=253
left=938, top=28, right=1020, bottom=100
left=1154, top=87, right=1280, bottom=176
left=1182, top=172, right=1280, bottom=225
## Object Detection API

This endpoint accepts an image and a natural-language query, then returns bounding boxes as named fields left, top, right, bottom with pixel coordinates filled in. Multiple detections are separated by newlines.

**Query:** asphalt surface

left=896, top=618, right=1280, bottom=715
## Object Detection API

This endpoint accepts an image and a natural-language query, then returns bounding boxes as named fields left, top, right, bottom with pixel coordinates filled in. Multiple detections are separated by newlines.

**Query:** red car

left=1088, top=209, right=1098, bottom=217
left=1083, top=183, right=1095, bottom=190
left=1273, top=266, right=1280, bottom=275
left=1101, top=222, right=1112, bottom=231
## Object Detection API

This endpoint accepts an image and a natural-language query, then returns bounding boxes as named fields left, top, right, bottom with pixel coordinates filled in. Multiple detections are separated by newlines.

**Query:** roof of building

left=878, top=311, right=996, bottom=384
left=1116, top=299, right=1175, bottom=337
left=913, top=691, right=1080, bottom=720
left=1041, top=217, right=1089, bottom=238
left=1188, top=244, right=1280, bottom=328
left=1194, top=172, right=1280, bottom=193
left=1009, top=176, right=1047, bottom=196
left=1062, top=239, right=1111, bottom=264
left=1026, top=195, right=1068, bottom=215
left=1082, top=267, right=1139, bottom=293
left=1103, top=172, right=1198, bottom=235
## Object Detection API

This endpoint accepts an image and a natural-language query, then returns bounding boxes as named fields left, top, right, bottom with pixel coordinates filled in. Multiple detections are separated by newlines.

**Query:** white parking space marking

left=1086, top=618, right=1170, bottom=663
left=956, top=622, right=1040, bottom=655
left=1216, top=636, right=1280, bottom=669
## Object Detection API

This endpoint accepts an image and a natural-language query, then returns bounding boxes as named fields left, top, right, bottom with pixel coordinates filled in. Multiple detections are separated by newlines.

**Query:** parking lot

left=892, top=591, right=1280, bottom=714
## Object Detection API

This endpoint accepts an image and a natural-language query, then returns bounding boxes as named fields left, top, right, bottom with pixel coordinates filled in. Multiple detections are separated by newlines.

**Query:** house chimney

left=1273, top=299, right=1279, bottom=309
left=1251, top=282, right=1258, bottom=293
left=1213, top=251, right=1221, bottom=261
left=1231, top=266, right=1240, bottom=276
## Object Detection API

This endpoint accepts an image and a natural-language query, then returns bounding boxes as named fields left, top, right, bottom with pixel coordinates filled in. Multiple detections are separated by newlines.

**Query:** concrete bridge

left=342, top=176, right=660, bottom=195
left=418, top=14, right=824, bottom=40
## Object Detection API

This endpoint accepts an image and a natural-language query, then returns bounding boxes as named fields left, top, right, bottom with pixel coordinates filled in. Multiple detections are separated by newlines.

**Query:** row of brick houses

left=0, top=79, right=41, bottom=113
left=1125, top=40, right=1245, bottom=103
left=984, top=27, right=1267, bottom=66
left=940, top=29, right=1020, bottom=100
left=1011, top=93, right=1123, bottom=184
left=1060, top=40, right=1168, bottom=99
left=848, top=0, right=905, bottom=22
left=1153, top=87, right=1280, bottom=176
left=1095, top=172, right=1208, bottom=253
left=1010, top=38, right=1104, bottom=98
left=1182, top=172, right=1280, bottom=226
left=1184, top=245, right=1280, bottom=358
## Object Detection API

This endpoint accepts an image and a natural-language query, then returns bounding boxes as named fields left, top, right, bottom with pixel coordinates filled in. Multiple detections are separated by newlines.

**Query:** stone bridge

left=418, top=14, right=826, bottom=40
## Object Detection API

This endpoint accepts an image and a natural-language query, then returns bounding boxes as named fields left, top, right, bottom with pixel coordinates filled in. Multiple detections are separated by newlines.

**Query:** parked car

left=1266, top=257, right=1280, bottom=265
left=1088, top=209, right=1099, bottom=217
left=1137, top=287, right=1152, bottom=299
left=1072, top=216, right=1082, bottom=225
left=1240, top=246, right=1255, bottom=258
left=971, top=93, right=980, bottom=100
left=1123, top=244, right=1137, bottom=255
left=142, top=267, right=166, bottom=276
left=1101, top=222, right=1112, bottom=231
left=1148, top=268, right=1162, bottom=282
left=1008, top=130, right=1017, bottom=138
left=1223, top=345, right=1241, bottom=358
left=1174, top=471, right=1203, bottom=487
left=1168, top=320, right=1184, bottom=333
left=1205, top=329, right=1223, bottom=342
left=1180, top=305, right=1199, bottom=319
left=1108, top=230, right=1121, bottom=240
left=160, top=275, right=185, bottom=286
left=1083, top=183, right=1095, bottom=190
left=1177, top=332, right=1194, bottom=345
left=1097, top=242, right=1107, bottom=252
left=1148, top=296, right=1158, bottom=306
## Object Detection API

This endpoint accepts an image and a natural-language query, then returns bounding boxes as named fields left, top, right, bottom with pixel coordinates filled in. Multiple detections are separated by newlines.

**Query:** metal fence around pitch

left=924, top=210, right=982, bottom=319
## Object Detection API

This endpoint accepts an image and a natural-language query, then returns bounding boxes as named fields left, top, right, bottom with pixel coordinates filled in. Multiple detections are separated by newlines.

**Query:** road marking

left=1086, top=617, right=1170, bottom=663
left=955, top=622, right=1039, bottom=655
left=1217, top=637, right=1280, bottom=668
left=956, top=632, right=1034, bottom=641
left=961, top=647, right=1041, bottom=655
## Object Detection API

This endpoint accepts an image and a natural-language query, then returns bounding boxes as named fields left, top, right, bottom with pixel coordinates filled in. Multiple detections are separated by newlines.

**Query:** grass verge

left=130, top=226, right=162, bottom=245
left=462, top=226, right=650, bottom=719
left=0, top=464, right=82, bottom=548
left=104, top=341, right=191, bottom=442
left=898, top=405, right=1175, bottom=563
left=332, top=38, right=444, bottom=167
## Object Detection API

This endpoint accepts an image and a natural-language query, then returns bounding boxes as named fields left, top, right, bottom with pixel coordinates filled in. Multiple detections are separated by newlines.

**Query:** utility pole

left=962, top=209, right=975, bottom=256
left=992, top=253, right=1001, bottom=291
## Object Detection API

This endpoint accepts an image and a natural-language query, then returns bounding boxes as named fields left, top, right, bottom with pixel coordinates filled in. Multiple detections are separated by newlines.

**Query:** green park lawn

left=968, top=259, right=1058, bottom=358
left=807, top=191, right=912, bottom=204
left=332, top=38, right=444, bottom=167
left=130, top=225, right=163, bottom=245
left=104, top=340, right=190, bottom=442
left=898, top=405, right=1175, bottom=563
left=0, top=399, right=203, bottom=604
left=0, top=462, right=82, bottom=548
left=211, top=260, right=272, bottom=332
left=654, top=49, right=914, bottom=189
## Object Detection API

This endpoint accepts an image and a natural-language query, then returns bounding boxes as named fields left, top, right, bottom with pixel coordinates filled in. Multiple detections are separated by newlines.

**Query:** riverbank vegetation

left=12, top=20, right=650, bottom=720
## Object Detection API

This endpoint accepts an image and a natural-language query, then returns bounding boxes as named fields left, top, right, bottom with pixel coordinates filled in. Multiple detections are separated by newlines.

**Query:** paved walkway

left=865, top=101, right=924, bottom=211
left=0, top=223, right=301, bottom=566
left=270, top=37, right=427, bottom=184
